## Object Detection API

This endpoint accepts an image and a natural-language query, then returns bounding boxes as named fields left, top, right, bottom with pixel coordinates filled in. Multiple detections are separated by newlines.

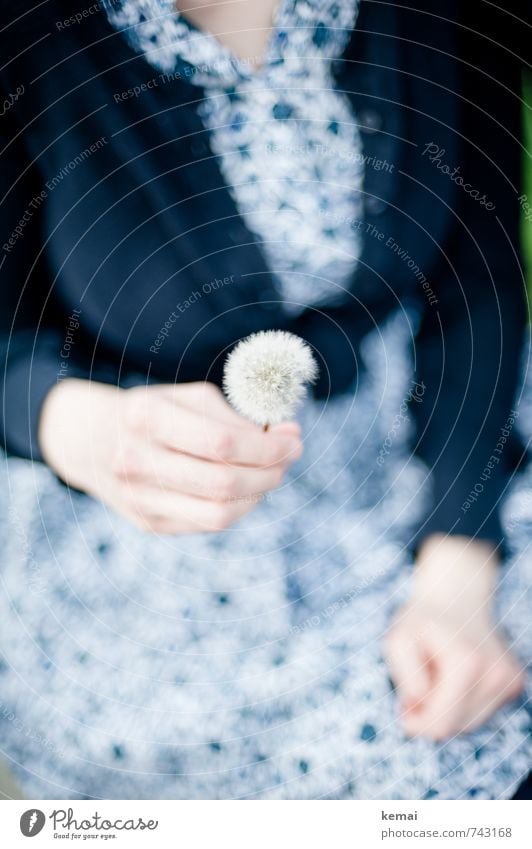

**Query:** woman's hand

left=384, top=534, right=525, bottom=740
left=38, top=379, right=302, bottom=533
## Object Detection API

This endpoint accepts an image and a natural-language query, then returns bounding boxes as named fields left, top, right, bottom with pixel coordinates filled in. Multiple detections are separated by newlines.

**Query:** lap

left=0, top=318, right=530, bottom=800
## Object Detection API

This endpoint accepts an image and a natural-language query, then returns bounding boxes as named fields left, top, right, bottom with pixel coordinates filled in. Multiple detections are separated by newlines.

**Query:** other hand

left=384, top=534, right=525, bottom=740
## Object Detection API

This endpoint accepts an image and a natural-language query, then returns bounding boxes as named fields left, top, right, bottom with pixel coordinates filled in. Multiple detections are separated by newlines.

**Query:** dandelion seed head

left=223, top=330, right=318, bottom=426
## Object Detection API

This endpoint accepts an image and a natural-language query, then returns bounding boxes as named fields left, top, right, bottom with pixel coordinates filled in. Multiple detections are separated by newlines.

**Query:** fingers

left=159, top=382, right=302, bottom=435
left=119, top=443, right=287, bottom=501
left=135, top=394, right=302, bottom=467
left=392, top=627, right=526, bottom=741
left=159, top=381, right=246, bottom=426
left=400, top=641, right=474, bottom=740
left=384, top=628, right=432, bottom=712
left=114, top=382, right=304, bottom=535
left=122, top=485, right=257, bottom=534
left=457, top=652, right=525, bottom=734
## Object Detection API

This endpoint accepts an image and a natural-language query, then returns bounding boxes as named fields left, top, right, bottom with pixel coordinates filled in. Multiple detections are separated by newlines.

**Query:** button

left=366, top=196, right=386, bottom=215
left=358, top=109, right=383, bottom=134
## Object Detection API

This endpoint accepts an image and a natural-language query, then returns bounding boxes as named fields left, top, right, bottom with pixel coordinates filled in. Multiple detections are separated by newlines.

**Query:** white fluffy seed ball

left=223, top=330, right=319, bottom=427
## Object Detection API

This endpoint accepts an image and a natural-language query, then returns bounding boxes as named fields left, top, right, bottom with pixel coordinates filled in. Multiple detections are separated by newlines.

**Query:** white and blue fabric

left=0, top=1, right=530, bottom=801
left=0, top=314, right=531, bottom=800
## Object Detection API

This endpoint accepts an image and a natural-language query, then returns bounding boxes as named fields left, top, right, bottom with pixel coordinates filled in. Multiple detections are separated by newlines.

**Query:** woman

left=0, top=0, right=530, bottom=799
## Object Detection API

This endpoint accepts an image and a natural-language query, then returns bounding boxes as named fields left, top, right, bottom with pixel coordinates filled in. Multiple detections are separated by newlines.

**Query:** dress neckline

left=174, top=0, right=285, bottom=74
left=101, top=0, right=360, bottom=88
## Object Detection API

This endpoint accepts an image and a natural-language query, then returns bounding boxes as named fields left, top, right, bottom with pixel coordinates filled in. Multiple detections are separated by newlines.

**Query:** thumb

left=385, top=630, right=432, bottom=711
left=271, top=421, right=302, bottom=437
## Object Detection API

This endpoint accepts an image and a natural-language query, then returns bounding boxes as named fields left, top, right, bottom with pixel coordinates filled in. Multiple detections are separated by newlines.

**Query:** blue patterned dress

left=0, top=0, right=530, bottom=800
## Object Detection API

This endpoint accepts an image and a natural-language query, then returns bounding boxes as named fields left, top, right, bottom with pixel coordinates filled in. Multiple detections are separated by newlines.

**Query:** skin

left=175, top=0, right=280, bottom=65
left=384, top=534, right=524, bottom=740
left=40, top=381, right=524, bottom=738
left=38, top=0, right=525, bottom=741
left=39, top=380, right=302, bottom=534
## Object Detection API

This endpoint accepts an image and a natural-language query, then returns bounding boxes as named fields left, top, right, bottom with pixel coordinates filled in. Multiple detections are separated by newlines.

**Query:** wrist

left=38, top=379, right=77, bottom=467
left=413, top=534, right=498, bottom=619
left=38, top=379, right=121, bottom=489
